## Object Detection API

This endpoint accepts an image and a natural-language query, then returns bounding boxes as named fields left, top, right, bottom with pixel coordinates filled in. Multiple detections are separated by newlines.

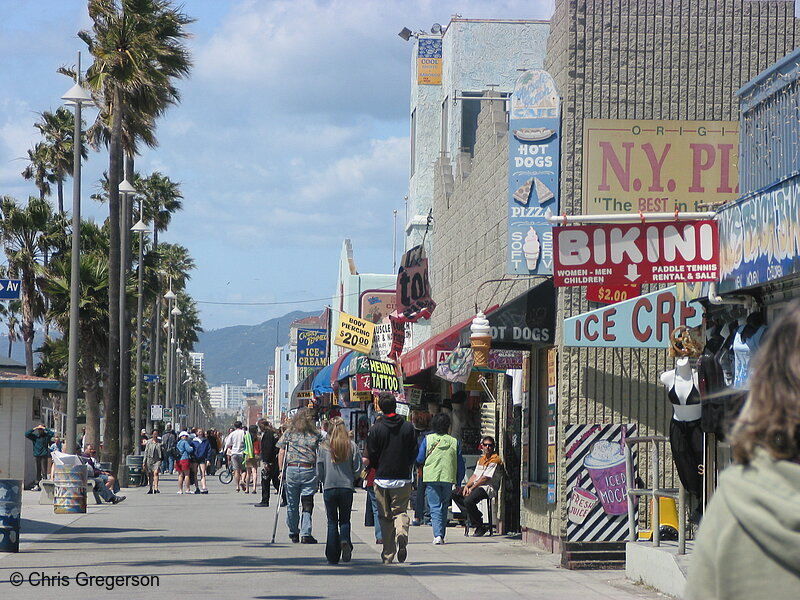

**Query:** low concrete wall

left=626, top=541, right=691, bottom=598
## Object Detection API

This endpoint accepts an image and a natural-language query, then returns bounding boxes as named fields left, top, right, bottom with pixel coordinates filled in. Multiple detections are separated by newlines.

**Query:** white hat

left=179, top=431, right=189, bottom=437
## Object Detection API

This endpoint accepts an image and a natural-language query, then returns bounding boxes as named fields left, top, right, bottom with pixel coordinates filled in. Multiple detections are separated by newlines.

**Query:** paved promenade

left=1, top=475, right=668, bottom=599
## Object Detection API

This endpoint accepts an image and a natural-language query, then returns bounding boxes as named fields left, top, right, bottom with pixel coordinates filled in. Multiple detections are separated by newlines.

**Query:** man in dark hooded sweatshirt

left=366, top=392, right=417, bottom=564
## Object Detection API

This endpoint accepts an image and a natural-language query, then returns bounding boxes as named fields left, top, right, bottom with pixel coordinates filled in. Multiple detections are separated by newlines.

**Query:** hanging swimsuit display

left=732, top=323, right=767, bottom=388
left=662, top=364, right=704, bottom=498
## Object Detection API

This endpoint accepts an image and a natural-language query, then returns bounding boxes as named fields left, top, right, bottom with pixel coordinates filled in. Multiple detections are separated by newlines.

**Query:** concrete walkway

left=1, top=475, right=669, bottom=599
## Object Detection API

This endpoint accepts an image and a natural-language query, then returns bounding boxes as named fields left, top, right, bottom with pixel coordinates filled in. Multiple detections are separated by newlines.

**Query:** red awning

left=400, top=306, right=498, bottom=377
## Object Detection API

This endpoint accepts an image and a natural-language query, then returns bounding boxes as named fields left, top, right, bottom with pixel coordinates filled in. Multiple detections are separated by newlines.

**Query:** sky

left=0, top=0, right=554, bottom=331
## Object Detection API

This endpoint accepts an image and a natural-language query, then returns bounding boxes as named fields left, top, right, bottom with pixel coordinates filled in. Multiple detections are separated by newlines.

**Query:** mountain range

left=195, top=310, right=319, bottom=386
left=0, top=309, right=319, bottom=387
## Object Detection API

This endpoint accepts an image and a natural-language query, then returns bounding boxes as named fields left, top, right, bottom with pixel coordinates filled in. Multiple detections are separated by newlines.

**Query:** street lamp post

left=131, top=208, right=149, bottom=451
left=62, top=53, right=94, bottom=455
left=118, top=178, right=136, bottom=456
left=168, top=304, right=181, bottom=420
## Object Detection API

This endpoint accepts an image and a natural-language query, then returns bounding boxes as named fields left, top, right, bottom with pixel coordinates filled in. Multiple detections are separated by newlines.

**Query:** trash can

left=53, top=465, right=87, bottom=514
left=124, top=455, right=145, bottom=487
left=0, top=479, right=22, bottom=552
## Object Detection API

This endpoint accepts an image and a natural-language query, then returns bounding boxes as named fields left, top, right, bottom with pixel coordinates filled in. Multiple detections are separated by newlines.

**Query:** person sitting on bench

left=451, top=435, right=502, bottom=537
left=79, top=445, right=126, bottom=504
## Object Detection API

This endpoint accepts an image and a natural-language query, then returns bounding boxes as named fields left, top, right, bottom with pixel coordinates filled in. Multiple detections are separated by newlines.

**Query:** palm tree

left=33, top=108, right=89, bottom=213
left=0, top=196, right=53, bottom=374
left=40, top=222, right=110, bottom=453
left=22, top=143, right=55, bottom=200
left=0, top=299, right=21, bottom=358
left=78, top=0, right=193, bottom=467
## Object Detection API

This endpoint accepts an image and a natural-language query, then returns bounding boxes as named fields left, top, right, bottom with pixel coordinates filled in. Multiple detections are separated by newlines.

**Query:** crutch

left=270, top=440, right=290, bottom=544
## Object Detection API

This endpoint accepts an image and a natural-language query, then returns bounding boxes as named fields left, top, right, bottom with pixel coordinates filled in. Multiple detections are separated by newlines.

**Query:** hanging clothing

left=732, top=324, right=767, bottom=388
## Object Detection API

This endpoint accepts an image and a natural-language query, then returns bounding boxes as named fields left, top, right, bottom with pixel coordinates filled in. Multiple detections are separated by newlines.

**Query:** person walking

left=255, top=419, right=279, bottom=507
left=161, top=425, right=177, bottom=474
left=317, top=417, right=362, bottom=564
left=451, top=435, right=503, bottom=537
left=416, top=413, right=465, bottom=545
left=412, top=412, right=433, bottom=526
left=244, top=425, right=260, bottom=493
left=277, top=408, right=322, bottom=544
left=191, top=429, right=211, bottom=494
left=175, top=431, right=194, bottom=494
left=685, top=300, right=800, bottom=600
left=367, top=392, right=417, bottom=564
left=143, top=430, right=162, bottom=494
left=25, top=424, right=55, bottom=490
left=224, top=421, right=247, bottom=492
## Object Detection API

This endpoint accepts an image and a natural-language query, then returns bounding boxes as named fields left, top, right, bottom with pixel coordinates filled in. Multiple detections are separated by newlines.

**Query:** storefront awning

left=401, top=307, right=497, bottom=378
left=312, top=363, right=334, bottom=396
left=290, top=370, right=319, bottom=409
left=458, top=279, right=555, bottom=349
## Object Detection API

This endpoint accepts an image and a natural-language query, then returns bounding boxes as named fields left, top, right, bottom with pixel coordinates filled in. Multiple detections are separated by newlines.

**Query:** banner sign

left=582, top=119, right=739, bottom=214
left=717, top=176, right=800, bottom=294
left=564, top=286, right=702, bottom=347
left=360, top=290, right=396, bottom=324
left=417, top=37, right=442, bottom=85
left=353, top=359, right=400, bottom=393
left=297, top=328, right=328, bottom=368
left=396, top=245, right=436, bottom=322
left=370, top=320, right=412, bottom=361
left=554, top=220, right=719, bottom=287
left=334, top=313, right=375, bottom=354
left=266, top=371, right=275, bottom=408
left=487, top=349, right=526, bottom=370
left=507, top=70, right=560, bottom=275
left=547, top=349, right=558, bottom=504
left=565, top=424, right=637, bottom=542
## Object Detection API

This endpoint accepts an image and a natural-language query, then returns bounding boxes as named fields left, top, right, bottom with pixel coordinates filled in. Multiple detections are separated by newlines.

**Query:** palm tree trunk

left=57, top=180, right=64, bottom=214
left=20, top=272, right=36, bottom=375
left=104, top=85, right=122, bottom=473
left=81, top=338, right=101, bottom=452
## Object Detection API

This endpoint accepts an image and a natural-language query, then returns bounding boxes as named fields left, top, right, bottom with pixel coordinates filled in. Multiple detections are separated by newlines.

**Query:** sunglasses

left=482, top=443, right=495, bottom=448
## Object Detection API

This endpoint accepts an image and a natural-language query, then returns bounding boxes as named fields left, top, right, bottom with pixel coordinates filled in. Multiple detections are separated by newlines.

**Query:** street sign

left=175, top=403, right=185, bottom=408
left=553, top=220, right=719, bottom=287
left=143, top=373, right=160, bottom=383
left=0, top=279, right=21, bottom=300
left=162, top=407, right=174, bottom=421
left=150, top=405, right=163, bottom=421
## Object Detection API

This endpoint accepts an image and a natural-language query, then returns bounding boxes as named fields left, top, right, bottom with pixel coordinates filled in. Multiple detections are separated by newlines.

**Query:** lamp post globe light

left=131, top=211, right=150, bottom=452
left=62, top=52, right=94, bottom=455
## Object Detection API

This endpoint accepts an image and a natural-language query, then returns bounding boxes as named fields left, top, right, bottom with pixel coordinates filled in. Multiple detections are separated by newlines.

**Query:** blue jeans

left=367, top=487, right=383, bottom=541
left=426, top=482, right=453, bottom=539
left=162, top=454, right=174, bottom=473
left=285, top=467, right=317, bottom=537
left=323, top=488, right=353, bottom=564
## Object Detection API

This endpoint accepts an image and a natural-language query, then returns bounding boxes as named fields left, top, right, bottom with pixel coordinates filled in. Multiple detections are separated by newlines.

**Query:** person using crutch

left=276, top=409, right=322, bottom=543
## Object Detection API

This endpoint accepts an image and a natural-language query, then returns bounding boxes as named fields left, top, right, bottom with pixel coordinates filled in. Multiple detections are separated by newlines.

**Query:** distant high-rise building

left=208, top=380, right=263, bottom=412
left=189, top=352, right=204, bottom=372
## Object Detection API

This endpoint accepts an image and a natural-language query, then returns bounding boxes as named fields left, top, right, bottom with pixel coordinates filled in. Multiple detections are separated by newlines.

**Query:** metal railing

left=624, top=435, right=686, bottom=555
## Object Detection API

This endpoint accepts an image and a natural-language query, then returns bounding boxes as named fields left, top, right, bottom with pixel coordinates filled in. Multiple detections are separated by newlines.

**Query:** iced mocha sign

left=507, top=70, right=560, bottom=275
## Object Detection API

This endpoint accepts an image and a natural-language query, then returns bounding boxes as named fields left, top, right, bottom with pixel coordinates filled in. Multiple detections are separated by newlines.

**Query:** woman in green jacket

left=685, top=299, right=800, bottom=600
left=416, top=413, right=465, bottom=545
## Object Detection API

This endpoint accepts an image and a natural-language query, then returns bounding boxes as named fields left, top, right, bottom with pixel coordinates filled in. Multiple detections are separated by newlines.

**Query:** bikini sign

left=554, top=220, right=719, bottom=287
left=564, top=286, right=702, bottom=348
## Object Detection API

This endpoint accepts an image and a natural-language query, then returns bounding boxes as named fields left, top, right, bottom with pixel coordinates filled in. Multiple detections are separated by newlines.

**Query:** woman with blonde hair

left=686, top=300, right=800, bottom=600
left=317, top=417, right=362, bottom=564
left=277, top=408, right=322, bottom=544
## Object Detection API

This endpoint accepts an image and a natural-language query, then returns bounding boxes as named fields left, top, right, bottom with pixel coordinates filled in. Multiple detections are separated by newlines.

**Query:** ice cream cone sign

left=471, top=311, right=492, bottom=367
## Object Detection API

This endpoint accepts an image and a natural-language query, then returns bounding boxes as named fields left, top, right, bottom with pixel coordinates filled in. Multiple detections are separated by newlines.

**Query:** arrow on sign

left=625, top=263, right=641, bottom=282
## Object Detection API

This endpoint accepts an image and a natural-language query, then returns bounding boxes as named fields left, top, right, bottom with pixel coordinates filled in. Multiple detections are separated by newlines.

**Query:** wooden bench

left=39, top=478, right=104, bottom=505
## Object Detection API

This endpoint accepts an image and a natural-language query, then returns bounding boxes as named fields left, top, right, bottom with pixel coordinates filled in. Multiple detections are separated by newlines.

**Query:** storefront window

left=528, top=348, right=550, bottom=483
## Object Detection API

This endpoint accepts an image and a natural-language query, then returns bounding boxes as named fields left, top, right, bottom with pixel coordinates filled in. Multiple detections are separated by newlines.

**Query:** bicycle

left=218, top=462, right=234, bottom=484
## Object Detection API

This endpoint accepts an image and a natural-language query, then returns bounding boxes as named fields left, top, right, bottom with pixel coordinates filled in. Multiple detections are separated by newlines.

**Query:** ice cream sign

left=507, top=70, right=561, bottom=275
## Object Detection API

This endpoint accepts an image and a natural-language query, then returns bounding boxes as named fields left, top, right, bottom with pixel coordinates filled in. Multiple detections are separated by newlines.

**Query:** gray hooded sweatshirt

left=685, top=450, right=800, bottom=600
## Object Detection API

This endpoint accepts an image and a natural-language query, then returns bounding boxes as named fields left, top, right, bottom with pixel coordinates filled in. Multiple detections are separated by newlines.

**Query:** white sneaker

left=433, top=536, right=444, bottom=545
left=176, top=491, right=183, bottom=494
